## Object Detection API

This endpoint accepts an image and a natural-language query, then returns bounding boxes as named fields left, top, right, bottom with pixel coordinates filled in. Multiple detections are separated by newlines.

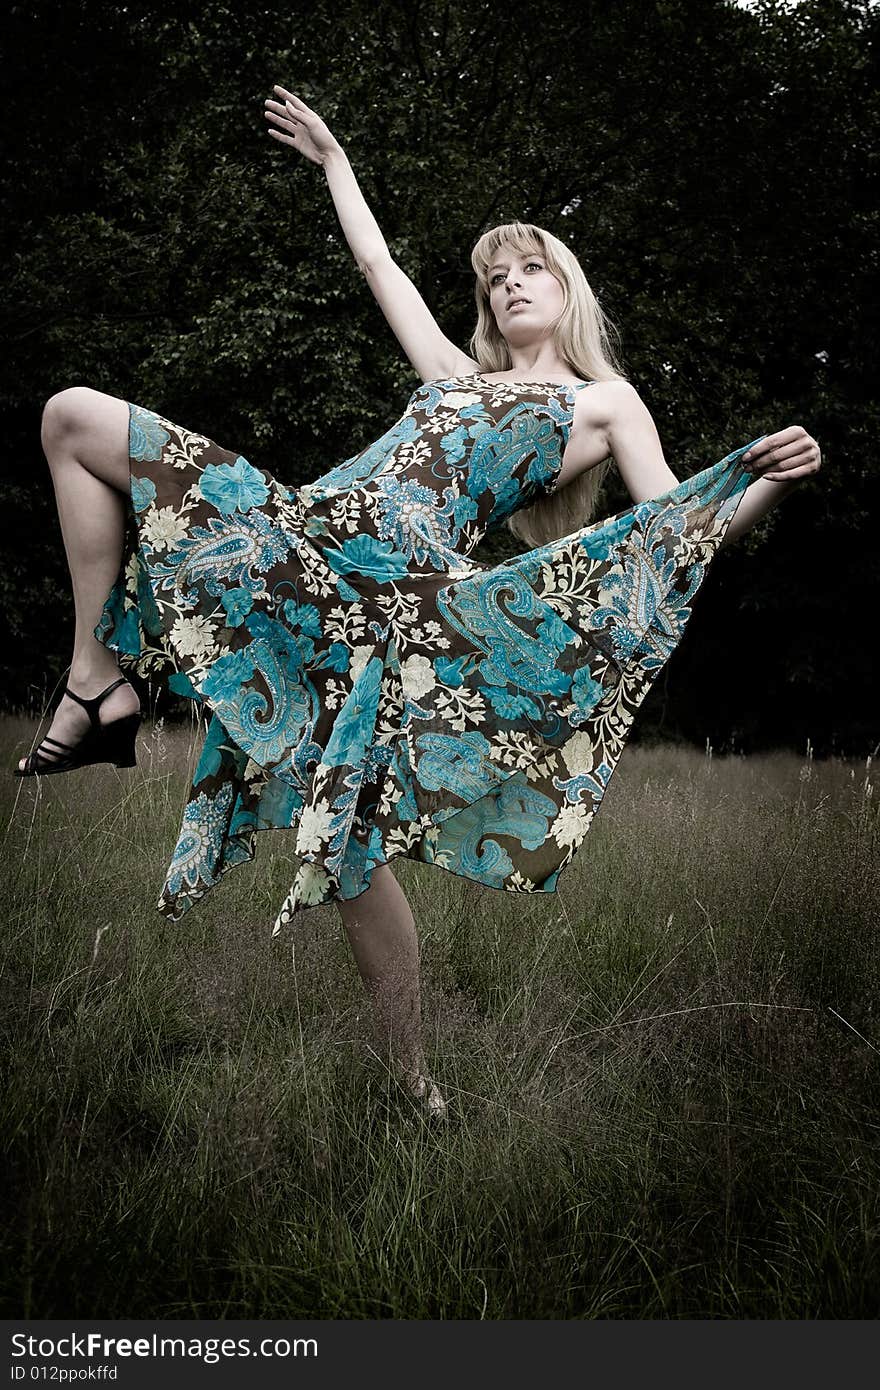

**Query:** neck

left=504, top=345, right=570, bottom=377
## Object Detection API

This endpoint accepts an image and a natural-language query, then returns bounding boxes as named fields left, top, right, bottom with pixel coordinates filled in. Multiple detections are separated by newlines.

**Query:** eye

left=525, top=260, right=543, bottom=271
left=489, top=272, right=505, bottom=286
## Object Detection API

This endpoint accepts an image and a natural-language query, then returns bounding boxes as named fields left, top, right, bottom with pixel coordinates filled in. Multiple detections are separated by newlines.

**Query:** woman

left=14, top=86, right=822, bottom=1114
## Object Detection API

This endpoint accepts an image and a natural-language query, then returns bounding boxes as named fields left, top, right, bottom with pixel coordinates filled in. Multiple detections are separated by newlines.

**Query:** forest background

left=1, top=0, right=876, bottom=754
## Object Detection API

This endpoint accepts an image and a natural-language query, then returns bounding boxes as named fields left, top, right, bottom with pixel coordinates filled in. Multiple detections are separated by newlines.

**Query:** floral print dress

left=97, top=374, right=758, bottom=935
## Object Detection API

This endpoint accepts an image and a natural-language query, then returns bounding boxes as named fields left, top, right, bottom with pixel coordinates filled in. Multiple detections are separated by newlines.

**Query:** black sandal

left=15, top=677, right=141, bottom=777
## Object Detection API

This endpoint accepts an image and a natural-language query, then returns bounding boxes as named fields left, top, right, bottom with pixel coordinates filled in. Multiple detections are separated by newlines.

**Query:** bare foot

left=402, top=1068, right=449, bottom=1120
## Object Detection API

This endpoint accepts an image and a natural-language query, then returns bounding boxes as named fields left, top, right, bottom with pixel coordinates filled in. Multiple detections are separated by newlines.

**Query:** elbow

left=358, top=250, right=393, bottom=279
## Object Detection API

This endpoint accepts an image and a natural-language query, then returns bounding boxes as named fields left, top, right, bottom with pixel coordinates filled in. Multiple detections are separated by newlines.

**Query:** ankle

left=398, top=1058, right=431, bottom=1093
left=68, top=658, right=124, bottom=694
left=403, top=1068, right=448, bottom=1118
left=396, top=1048, right=426, bottom=1077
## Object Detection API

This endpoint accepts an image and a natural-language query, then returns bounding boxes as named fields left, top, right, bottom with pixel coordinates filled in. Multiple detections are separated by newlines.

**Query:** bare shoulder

left=573, top=379, right=646, bottom=430
left=563, top=379, right=660, bottom=485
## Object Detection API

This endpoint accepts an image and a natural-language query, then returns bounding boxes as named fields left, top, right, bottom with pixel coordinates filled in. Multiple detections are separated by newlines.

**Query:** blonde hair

left=469, top=221, right=626, bottom=547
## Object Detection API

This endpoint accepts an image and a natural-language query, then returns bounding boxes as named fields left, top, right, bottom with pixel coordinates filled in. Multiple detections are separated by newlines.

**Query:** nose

left=504, top=272, right=522, bottom=292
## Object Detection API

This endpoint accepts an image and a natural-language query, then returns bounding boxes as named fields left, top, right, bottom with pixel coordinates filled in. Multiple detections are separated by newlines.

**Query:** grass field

left=2, top=712, right=878, bottom=1319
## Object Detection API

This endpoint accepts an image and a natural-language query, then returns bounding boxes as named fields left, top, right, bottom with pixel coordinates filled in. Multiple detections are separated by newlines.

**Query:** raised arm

left=265, top=86, right=477, bottom=385
left=583, top=382, right=819, bottom=546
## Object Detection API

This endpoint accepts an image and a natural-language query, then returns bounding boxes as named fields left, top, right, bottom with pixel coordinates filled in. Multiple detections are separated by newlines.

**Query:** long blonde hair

left=470, top=222, right=626, bottom=547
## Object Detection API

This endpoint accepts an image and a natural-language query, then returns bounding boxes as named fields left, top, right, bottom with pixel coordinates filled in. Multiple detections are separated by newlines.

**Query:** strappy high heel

left=15, top=677, right=141, bottom=778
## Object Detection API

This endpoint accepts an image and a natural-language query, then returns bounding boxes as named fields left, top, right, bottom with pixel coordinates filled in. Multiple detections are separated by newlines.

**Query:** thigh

left=42, top=386, right=131, bottom=493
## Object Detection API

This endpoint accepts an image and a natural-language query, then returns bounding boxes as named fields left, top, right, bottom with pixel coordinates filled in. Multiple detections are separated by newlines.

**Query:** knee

left=335, top=863, right=397, bottom=929
left=41, top=386, right=99, bottom=456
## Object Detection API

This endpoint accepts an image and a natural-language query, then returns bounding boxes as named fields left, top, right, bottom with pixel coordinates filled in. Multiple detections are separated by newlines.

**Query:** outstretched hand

left=264, top=86, right=342, bottom=165
left=742, top=426, right=822, bottom=482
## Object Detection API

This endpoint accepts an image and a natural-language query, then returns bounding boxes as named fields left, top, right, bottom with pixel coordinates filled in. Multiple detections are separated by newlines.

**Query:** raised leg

left=336, top=863, right=446, bottom=1115
left=18, top=387, right=140, bottom=772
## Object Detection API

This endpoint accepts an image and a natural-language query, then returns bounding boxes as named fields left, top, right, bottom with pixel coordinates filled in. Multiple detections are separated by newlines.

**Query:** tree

left=1, top=0, right=876, bottom=750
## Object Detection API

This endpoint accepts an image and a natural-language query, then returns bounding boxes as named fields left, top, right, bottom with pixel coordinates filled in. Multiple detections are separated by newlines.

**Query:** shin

left=336, top=863, right=425, bottom=1080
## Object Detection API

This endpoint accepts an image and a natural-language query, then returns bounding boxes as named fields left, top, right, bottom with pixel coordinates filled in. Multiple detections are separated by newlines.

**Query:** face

left=485, top=246, right=566, bottom=345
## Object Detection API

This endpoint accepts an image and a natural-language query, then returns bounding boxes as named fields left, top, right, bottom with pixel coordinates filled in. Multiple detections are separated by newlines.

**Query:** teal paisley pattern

left=96, top=381, right=758, bottom=933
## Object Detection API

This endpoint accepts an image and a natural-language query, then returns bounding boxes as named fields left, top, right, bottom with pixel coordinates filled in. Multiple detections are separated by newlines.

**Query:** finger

left=756, top=440, right=814, bottom=467
left=742, top=440, right=774, bottom=465
left=762, top=466, right=812, bottom=481
left=273, top=86, right=314, bottom=117
left=264, top=104, right=296, bottom=125
left=283, top=91, right=314, bottom=113
left=764, top=451, right=821, bottom=479
left=264, top=113, right=299, bottom=138
left=285, top=98, right=313, bottom=124
left=758, top=425, right=807, bottom=448
left=744, top=425, right=809, bottom=458
left=267, top=128, right=299, bottom=147
left=742, top=432, right=814, bottom=469
left=748, top=455, right=813, bottom=479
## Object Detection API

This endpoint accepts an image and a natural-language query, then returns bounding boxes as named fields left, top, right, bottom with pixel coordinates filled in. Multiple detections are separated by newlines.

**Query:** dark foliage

left=1, top=0, right=876, bottom=751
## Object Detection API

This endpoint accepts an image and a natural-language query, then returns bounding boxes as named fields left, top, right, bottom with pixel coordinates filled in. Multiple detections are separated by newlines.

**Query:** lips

left=507, top=298, right=531, bottom=311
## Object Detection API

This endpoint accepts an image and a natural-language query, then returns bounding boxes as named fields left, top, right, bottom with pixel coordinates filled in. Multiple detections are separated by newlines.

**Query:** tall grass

left=2, top=714, right=878, bottom=1318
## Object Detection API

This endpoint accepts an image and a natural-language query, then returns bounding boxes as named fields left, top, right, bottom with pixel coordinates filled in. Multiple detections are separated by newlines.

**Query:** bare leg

left=336, top=863, right=446, bottom=1113
left=18, top=387, right=139, bottom=771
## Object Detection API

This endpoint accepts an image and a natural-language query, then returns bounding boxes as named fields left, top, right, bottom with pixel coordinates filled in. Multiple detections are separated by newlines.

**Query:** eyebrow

left=487, top=253, right=541, bottom=274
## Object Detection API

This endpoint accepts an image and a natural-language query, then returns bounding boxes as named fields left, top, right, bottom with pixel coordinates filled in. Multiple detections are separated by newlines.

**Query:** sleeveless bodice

left=289, top=376, right=593, bottom=579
